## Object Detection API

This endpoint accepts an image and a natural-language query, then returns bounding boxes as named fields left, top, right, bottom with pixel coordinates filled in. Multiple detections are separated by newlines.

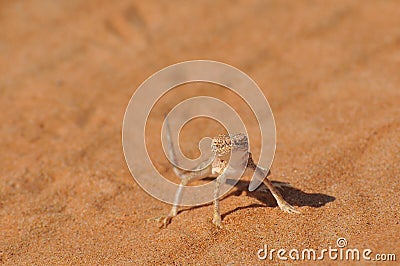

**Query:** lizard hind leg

left=150, top=163, right=213, bottom=228
left=149, top=115, right=214, bottom=227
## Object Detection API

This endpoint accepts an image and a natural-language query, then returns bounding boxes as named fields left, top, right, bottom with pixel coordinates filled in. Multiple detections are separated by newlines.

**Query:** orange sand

left=1, top=1, right=399, bottom=264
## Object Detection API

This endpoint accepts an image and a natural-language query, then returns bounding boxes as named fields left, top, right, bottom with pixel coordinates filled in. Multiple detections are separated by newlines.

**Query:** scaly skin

left=149, top=132, right=299, bottom=228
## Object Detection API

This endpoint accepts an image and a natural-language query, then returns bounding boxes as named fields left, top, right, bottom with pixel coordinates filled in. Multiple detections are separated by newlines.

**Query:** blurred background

left=1, top=1, right=399, bottom=264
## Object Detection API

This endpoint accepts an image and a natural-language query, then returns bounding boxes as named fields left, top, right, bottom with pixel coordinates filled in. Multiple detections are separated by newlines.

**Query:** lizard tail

left=164, top=115, right=183, bottom=177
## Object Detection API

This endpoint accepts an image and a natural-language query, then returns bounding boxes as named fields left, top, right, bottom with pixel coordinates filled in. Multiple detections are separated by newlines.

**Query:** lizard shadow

left=179, top=178, right=335, bottom=221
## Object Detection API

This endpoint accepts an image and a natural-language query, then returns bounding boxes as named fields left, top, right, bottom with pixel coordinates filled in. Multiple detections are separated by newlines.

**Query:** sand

left=1, top=1, right=399, bottom=265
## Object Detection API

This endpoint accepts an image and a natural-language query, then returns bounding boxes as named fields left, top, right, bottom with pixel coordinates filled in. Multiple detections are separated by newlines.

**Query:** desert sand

left=1, top=1, right=399, bottom=265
